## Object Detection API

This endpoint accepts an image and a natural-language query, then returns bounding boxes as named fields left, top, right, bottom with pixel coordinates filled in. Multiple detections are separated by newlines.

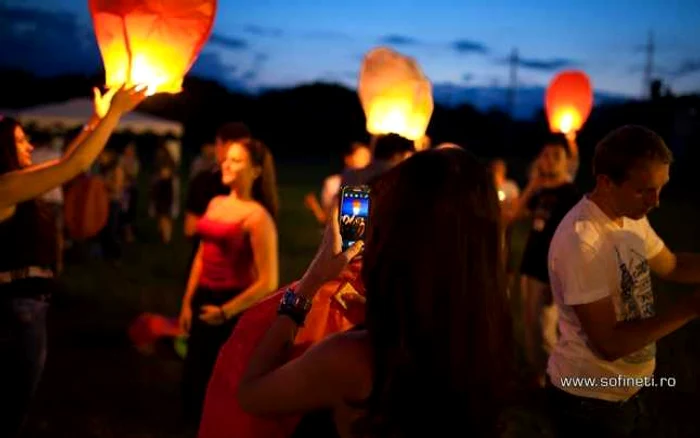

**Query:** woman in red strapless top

left=178, top=138, right=279, bottom=428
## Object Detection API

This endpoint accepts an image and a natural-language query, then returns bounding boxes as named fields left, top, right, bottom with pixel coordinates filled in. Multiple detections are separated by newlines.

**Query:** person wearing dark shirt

left=511, top=135, right=581, bottom=387
left=184, top=122, right=251, bottom=267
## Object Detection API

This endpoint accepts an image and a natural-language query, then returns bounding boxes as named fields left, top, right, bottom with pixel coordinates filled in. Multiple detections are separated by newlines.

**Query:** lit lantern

left=89, top=0, right=217, bottom=95
left=358, top=47, right=433, bottom=141
left=352, top=200, right=361, bottom=216
left=545, top=70, right=593, bottom=136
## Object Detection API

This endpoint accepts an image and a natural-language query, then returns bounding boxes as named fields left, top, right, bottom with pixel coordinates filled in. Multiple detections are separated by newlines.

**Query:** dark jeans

left=0, top=280, right=51, bottom=438
left=545, top=380, right=651, bottom=438
left=181, top=287, right=241, bottom=429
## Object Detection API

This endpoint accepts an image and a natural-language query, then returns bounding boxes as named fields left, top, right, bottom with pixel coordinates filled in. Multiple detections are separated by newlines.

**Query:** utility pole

left=507, top=47, right=518, bottom=117
left=643, top=31, right=654, bottom=99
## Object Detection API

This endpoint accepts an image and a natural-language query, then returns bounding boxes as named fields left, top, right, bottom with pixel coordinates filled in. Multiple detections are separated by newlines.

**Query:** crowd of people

left=1, top=84, right=699, bottom=438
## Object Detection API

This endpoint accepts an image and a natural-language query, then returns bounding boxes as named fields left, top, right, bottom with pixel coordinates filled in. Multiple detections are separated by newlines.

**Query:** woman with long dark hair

left=0, top=86, right=145, bottom=437
left=179, top=138, right=280, bottom=427
left=0, top=86, right=145, bottom=217
left=237, top=147, right=516, bottom=437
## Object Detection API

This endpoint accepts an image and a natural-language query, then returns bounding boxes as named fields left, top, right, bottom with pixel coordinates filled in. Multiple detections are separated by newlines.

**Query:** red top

left=197, top=216, right=255, bottom=290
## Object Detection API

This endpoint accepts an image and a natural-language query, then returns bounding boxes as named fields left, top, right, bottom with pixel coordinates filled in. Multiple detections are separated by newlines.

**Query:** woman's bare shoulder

left=316, top=329, right=372, bottom=396
left=245, top=202, right=275, bottom=227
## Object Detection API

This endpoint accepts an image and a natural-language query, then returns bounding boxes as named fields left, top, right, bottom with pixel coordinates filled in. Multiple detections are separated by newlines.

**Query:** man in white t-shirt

left=546, top=125, right=700, bottom=437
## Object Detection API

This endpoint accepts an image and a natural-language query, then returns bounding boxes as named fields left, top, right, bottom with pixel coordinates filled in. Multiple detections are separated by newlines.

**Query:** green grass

left=25, top=164, right=700, bottom=438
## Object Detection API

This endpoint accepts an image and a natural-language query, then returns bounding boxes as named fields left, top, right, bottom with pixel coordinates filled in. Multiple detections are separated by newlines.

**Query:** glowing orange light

left=89, top=0, right=217, bottom=95
left=358, top=47, right=434, bottom=141
left=352, top=200, right=361, bottom=216
left=545, top=70, right=593, bottom=135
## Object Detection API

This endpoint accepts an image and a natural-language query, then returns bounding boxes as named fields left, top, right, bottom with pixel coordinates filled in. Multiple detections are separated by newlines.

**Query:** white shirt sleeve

left=640, top=217, right=665, bottom=259
left=549, top=235, right=612, bottom=306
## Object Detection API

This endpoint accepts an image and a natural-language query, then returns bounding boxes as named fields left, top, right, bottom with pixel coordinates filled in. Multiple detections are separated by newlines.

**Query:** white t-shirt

left=547, top=196, right=665, bottom=402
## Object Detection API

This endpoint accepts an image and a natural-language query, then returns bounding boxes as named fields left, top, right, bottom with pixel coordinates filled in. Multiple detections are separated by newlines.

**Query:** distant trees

left=0, top=68, right=697, bottom=201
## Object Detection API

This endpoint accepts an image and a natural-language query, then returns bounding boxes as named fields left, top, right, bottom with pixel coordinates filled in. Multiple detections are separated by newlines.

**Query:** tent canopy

left=16, top=98, right=182, bottom=137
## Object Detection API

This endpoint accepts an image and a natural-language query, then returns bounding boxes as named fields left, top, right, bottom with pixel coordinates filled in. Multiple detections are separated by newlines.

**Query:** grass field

left=23, top=162, right=700, bottom=438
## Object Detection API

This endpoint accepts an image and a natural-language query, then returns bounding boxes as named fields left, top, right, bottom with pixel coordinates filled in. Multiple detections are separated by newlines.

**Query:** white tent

left=16, top=98, right=183, bottom=137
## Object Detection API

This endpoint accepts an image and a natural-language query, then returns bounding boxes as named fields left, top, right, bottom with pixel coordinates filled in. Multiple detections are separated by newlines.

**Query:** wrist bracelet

left=277, top=288, right=312, bottom=326
left=218, top=305, right=227, bottom=322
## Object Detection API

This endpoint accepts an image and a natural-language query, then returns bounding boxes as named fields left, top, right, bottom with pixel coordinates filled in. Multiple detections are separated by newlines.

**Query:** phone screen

left=339, top=185, right=370, bottom=251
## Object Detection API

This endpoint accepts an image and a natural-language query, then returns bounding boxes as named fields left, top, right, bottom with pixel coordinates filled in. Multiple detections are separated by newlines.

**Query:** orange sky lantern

left=351, top=200, right=361, bottom=216
left=545, top=70, right=593, bottom=137
left=89, top=0, right=217, bottom=95
left=358, top=47, right=434, bottom=141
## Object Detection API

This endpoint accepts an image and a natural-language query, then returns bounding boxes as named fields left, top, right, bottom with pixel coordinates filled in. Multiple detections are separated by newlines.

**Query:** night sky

left=2, top=0, right=699, bottom=98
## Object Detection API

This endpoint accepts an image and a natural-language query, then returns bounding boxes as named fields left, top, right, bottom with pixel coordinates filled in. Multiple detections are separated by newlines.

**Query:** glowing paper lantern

left=545, top=70, right=593, bottom=136
left=358, top=47, right=433, bottom=141
left=89, top=0, right=217, bottom=95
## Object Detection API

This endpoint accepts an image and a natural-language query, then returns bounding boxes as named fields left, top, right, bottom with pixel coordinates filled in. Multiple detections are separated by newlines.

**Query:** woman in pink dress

left=178, top=138, right=279, bottom=428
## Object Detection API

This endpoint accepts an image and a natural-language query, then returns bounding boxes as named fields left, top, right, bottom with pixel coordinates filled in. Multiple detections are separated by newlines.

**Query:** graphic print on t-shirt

left=614, top=246, right=656, bottom=364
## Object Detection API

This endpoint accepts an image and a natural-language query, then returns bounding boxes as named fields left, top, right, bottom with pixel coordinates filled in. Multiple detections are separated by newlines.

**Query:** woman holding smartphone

left=237, top=147, right=517, bottom=438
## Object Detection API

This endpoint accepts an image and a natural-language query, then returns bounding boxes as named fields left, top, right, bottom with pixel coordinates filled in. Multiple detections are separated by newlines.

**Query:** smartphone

left=338, top=185, right=370, bottom=251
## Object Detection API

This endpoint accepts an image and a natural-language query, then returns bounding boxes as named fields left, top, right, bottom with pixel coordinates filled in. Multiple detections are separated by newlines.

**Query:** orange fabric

left=63, top=174, right=109, bottom=240
left=198, top=260, right=364, bottom=438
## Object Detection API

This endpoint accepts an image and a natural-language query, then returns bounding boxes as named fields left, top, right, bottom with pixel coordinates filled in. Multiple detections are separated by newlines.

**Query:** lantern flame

left=555, top=108, right=581, bottom=134
left=498, top=190, right=506, bottom=202
left=366, top=99, right=427, bottom=141
left=130, top=56, right=166, bottom=96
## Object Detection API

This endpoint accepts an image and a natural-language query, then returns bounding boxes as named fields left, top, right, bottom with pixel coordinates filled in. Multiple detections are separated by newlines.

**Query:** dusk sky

left=2, top=0, right=700, bottom=98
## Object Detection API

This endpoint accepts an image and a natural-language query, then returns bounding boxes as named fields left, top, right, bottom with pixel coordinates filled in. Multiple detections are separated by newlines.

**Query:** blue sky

left=2, top=0, right=700, bottom=97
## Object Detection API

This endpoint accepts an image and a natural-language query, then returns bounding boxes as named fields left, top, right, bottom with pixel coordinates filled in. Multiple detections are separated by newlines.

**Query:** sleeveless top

left=0, top=200, right=57, bottom=273
left=196, top=216, right=255, bottom=290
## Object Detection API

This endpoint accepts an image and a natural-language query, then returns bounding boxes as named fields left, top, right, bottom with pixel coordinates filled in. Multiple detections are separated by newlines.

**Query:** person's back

left=237, top=147, right=517, bottom=438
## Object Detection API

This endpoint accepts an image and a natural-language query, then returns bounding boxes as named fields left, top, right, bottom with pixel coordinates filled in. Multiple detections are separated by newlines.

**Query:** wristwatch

left=277, top=288, right=312, bottom=326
